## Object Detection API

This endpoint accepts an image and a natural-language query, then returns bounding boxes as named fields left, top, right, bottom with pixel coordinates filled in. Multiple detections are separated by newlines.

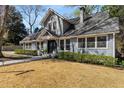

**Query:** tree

left=66, top=5, right=99, bottom=17
left=101, top=5, right=124, bottom=17
left=6, top=6, right=28, bottom=45
left=101, top=6, right=124, bottom=57
left=34, top=27, right=39, bottom=33
left=19, top=5, right=44, bottom=34
left=0, top=5, right=10, bottom=57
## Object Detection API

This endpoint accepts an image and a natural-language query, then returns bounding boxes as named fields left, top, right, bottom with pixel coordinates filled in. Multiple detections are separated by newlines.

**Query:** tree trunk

left=30, top=25, right=33, bottom=34
left=0, top=44, right=3, bottom=58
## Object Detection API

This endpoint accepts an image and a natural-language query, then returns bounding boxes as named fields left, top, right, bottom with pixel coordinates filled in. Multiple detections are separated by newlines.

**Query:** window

left=50, top=16, right=54, bottom=21
left=41, top=42, right=43, bottom=49
left=26, top=43, right=28, bottom=48
left=29, top=43, right=31, bottom=49
left=60, top=40, right=64, bottom=50
left=48, top=23, right=51, bottom=31
left=87, top=37, right=95, bottom=48
left=66, top=39, right=70, bottom=50
left=78, top=38, right=85, bottom=48
left=37, top=42, right=39, bottom=50
left=97, top=36, right=107, bottom=48
left=53, top=21, right=56, bottom=30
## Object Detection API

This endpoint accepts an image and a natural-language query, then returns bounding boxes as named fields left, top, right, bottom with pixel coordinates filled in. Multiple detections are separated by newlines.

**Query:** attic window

left=53, top=21, right=56, bottom=30
left=50, top=16, right=54, bottom=20
left=48, top=23, right=51, bottom=31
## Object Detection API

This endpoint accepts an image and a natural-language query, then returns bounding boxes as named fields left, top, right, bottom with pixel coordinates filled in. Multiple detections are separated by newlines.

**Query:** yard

left=0, top=59, right=124, bottom=88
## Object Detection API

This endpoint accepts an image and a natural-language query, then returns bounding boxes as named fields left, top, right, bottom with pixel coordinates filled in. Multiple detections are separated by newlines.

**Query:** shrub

left=43, top=49, right=48, bottom=53
left=58, top=52, right=64, bottom=59
left=122, top=60, right=124, bottom=67
left=58, top=52, right=117, bottom=67
left=15, top=49, right=37, bottom=56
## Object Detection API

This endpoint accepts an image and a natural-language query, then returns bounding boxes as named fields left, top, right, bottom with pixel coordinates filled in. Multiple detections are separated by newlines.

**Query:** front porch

left=20, top=29, right=116, bottom=57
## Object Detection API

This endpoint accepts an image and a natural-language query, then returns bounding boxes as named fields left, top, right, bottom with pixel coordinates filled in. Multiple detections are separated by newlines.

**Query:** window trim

left=78, top=38, right=85, bottom=49
left=59, top=39, right=64, bottom=50
left=87, top=37, right=96, bottom=49
left=65, top=39, right=70, bottom=51
left=96, top=35, right=108, bottom=48
left=77, top=35, right=108, bottom=49
left=53, top=21, right=57, bottom=31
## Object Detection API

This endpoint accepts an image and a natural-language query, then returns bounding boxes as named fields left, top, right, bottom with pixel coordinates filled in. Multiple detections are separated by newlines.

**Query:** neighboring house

left=20, top=7, right=122, bottom=58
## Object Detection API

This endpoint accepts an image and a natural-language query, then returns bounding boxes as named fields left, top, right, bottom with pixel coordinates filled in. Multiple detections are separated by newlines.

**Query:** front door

left=48, top=40, right=57, bottom=53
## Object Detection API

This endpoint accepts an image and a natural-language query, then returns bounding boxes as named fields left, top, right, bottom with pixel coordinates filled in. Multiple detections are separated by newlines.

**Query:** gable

left=44, top=32, right=49, bottom=36
left=41, top=8, right=73, bottom=27
left=39, top=29, right=52, bottom=36
left=36, top=29, right=58, bottom=41
left=43, top=12, right=55, bottom=27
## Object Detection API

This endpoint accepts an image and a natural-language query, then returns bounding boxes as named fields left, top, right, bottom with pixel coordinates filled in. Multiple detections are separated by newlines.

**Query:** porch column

left=43, top=40, right=48, bottom=50
left=39, top=42, right=41, bottom=50
left=64, top=39, right=66, bottom=52
left=113, top=33, right=115, bottom=58
left=56, top=39, right=60, bottom=52
left=24, top=43, right=26, bottom=49
left=30, top=43, right=32, bottom=50
left=23, top=43, right=25, bottom=49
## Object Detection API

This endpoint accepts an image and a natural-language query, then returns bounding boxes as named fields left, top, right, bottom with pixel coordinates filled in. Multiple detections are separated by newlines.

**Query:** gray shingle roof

left=63, top=12, right=119, bottom=36
left=68, top=15, right=92, bottom=25
left=21, top=11, right=120, bottom=43
left=69, top=17, right=80, bottom=24
left=22, top=32, right=40, bottom=41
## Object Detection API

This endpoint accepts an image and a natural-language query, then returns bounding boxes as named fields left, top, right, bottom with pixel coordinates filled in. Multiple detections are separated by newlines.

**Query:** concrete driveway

left=0, top=51, right=42, bottom=66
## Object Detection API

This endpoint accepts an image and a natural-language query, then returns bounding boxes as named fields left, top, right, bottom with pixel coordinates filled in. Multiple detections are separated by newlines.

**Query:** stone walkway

left=0, top=56, right=42, bottom=66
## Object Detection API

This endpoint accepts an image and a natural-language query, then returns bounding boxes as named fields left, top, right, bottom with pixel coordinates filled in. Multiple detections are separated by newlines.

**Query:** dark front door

left=48, top=40, right=57, bottom=53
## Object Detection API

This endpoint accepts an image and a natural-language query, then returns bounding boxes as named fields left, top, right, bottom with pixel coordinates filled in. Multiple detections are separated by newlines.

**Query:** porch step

left=41, top=53, right=57, bottom=59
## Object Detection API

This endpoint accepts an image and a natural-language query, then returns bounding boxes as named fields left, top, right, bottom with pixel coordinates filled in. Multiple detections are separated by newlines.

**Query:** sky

left=16, top=5, right=78, bottom=31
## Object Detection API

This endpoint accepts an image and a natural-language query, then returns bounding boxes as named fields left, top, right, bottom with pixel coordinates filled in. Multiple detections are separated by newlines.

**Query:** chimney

left=79, top=6, right=85, bottom=24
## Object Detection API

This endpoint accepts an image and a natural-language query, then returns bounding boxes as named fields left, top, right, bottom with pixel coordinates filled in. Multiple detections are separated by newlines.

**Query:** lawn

left=0, top=59, right=124, bottom=88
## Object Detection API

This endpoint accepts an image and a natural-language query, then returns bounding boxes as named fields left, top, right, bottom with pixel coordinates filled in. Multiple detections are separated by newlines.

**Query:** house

left=20, top=7, right=122, bottom=58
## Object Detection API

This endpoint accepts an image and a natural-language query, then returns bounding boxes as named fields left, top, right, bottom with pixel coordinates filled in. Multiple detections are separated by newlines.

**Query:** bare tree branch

left=19, top=5, right=44, bottom=34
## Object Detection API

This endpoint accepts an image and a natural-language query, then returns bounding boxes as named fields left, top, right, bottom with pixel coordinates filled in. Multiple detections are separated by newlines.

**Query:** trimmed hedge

left=2, top=45, right=22, bottom=51
left=58, top=52, right=117, bottom=67
left=15, top=49, right=37, bottom=56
